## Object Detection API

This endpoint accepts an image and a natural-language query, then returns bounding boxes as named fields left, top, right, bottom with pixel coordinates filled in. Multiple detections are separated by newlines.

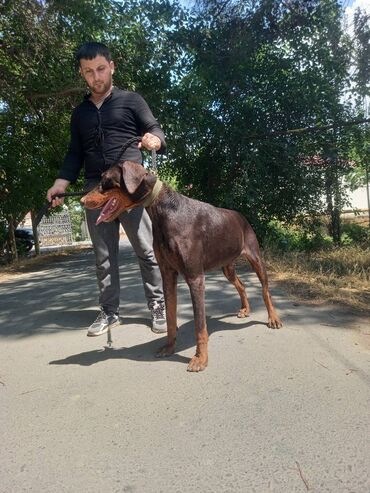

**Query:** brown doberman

left=82, top=161, right=282, bottom=372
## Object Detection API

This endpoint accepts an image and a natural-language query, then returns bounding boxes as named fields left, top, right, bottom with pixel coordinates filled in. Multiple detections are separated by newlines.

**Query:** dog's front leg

left=186, top=274, right=208, bottom=372
left=156, top=267, right=178, bottom=358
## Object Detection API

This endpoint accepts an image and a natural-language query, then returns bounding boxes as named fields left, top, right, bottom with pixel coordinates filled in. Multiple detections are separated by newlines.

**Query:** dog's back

left=148, top=184, right=258, bottom=272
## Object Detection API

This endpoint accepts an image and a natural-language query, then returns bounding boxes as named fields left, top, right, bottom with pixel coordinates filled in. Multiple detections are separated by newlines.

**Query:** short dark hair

left=76, top=42, right=112, bottom=65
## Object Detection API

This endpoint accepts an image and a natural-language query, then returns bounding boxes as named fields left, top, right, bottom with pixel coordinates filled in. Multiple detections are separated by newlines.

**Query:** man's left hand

left=139, top=133, right=161, bottom=151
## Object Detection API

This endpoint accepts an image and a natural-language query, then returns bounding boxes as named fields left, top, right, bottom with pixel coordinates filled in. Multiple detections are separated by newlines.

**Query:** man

left=47, top=42, right=167, bottom=336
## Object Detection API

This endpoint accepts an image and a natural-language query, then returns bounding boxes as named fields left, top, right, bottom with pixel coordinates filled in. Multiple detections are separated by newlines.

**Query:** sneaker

left=87, top=310, right=120, bottom=337
left=149, top=301, right=167, bottom=334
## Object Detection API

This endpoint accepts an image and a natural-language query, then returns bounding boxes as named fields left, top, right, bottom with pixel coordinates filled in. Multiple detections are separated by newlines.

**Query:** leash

left=34, top=191, right=89, bottom=227
left=106, top=327, right=113, bottom=348
left=151, top=149, right=157, bottom=175
left=114, top=136, right=142, bottom=164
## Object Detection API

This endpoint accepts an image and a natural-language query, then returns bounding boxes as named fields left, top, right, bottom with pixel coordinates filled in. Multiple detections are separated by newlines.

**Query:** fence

left=38, top=210, right=73, bottom=246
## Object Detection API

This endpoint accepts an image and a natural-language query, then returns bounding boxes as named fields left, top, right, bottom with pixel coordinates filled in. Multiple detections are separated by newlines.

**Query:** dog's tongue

left=96, top=197, right=117, bottom=225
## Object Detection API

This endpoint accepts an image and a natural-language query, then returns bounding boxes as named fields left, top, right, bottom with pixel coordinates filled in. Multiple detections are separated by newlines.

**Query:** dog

left=82, top=161, right=282, bottom=372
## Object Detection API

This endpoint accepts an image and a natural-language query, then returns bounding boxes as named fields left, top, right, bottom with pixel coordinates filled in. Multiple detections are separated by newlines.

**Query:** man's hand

left=138, top=133, right=161, bottom=151
left=46, top=179, right=70, bottom=208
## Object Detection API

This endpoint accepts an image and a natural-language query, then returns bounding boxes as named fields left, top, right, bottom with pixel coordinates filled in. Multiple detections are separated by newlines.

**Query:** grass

left=264, top=245, right=370, bottom=313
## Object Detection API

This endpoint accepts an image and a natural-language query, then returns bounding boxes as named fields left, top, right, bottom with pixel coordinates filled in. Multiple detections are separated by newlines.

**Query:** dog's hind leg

left=242, top=230, right=282, bottom=329
left=222, top=263, right=250, bottom=318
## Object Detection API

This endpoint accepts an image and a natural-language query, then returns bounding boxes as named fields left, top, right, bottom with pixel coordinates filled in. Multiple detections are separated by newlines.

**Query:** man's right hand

left=46, top=179, right=70, bottom=208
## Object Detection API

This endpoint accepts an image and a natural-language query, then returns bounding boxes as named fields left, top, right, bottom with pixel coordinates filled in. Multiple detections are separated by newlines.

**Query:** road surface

left=1, top=240, right=369, bottom=492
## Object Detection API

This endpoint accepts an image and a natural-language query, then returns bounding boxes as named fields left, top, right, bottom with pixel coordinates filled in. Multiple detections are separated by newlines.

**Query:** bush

left=68, top=203, right=85, bottom=242
left=341, top=222, right=370, bottom=245
left=264, top=220, right=333, bottom=252
left=264, top=219, right=370, bottom=252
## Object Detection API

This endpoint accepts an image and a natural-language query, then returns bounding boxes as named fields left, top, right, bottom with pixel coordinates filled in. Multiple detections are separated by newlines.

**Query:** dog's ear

left=120, top=161, right=149, bottom=194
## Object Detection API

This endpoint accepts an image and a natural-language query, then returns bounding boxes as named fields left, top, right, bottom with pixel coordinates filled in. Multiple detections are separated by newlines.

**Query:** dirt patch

left=269, top=269, right=370, bottom=313
left=0, top=245, right=93, bottom=282
left=263, top=246, right=370, bottom=315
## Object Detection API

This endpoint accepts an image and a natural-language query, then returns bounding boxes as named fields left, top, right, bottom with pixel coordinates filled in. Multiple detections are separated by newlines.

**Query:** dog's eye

left=101, top=181, right=111, bottom=190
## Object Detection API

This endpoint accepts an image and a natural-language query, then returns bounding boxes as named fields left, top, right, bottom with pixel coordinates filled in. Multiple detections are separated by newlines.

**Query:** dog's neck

left=141, top=178, right=163, bottom=208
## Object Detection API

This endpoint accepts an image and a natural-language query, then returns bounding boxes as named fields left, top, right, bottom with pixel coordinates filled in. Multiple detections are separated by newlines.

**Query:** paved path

left=1, top=240, right=369, bottom=493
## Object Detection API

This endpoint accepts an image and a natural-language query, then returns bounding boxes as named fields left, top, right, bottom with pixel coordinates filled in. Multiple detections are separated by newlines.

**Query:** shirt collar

left=84, top=86, right=116, bottom=103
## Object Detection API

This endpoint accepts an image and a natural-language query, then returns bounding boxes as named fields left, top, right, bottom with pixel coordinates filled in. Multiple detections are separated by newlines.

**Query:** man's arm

left=57, top=109, right=84, bottom=183
left=46, top=109, right=83, bottom=208
left=133, top=93, right=167, bottom=152
left=46, top=178, right=71, bottom=208
left=139, top=132, right=162, bottom=151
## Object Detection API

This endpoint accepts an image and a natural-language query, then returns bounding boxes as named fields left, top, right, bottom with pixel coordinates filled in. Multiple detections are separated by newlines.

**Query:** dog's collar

left=141, top=177, right=163, bottom=208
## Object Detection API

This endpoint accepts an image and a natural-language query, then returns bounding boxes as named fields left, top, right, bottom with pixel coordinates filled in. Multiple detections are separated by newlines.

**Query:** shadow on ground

left=0, top=241, right=365, bottom=345
left=49, top=316, right=266, bottom=367
left=0, top=243, right=270, bottom=339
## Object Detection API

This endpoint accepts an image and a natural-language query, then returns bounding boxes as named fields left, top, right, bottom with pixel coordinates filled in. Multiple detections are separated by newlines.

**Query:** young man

left=47, top=42, right=167, bottom=336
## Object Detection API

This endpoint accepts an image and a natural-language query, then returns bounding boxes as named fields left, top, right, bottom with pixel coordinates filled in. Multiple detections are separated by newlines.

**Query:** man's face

left=79, top=55, right=114, bottom=95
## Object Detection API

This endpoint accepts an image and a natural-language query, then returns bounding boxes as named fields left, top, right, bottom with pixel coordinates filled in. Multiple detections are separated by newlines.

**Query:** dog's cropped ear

left=120, top=161, right=148, bottom=194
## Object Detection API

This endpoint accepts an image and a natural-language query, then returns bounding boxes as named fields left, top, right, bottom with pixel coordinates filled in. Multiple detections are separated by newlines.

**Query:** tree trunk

left=31, top=210, right=41, bottom=256
left=331, top=205, right=341, bottom=245
left=332, top=172, right=342, bottom=245
left=366, top=164, right=370, bottom=229
left=325, top=157, right=342, bottom=246
left=7, top=215, right=18, bottom=262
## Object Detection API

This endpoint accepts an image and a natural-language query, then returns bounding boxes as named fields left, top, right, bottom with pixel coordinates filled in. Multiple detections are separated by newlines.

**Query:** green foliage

left=0, top=0, right=184, bottom=250
left=165, top=0, right=364, bottom=237
left=1, top=0, right=369, bottom=262
left=341, top=221, right=370, bottom=245
left=68, top=202, right=85, bottom=242
left=264, top=218, right=370, bottom=252
left=352, top=7, right=370, bottom=98
left=264, top=219, right=333, bottom=252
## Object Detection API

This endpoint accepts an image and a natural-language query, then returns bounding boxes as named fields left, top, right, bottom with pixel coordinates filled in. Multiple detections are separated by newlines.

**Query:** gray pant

left=85, top=205, right=163, bottom=315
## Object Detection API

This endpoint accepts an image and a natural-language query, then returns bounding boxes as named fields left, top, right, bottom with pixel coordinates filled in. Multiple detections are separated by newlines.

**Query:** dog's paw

left=187, top=355, right=208, bottom=372
left=155, top=344, right=175, bottom=358
left=237, top=307, right=250, bottom=318
left=268, top=316, right=283, bottom=329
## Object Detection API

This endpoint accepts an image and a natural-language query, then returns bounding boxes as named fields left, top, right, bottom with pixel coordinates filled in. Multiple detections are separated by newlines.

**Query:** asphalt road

left=1, top=240, right=369, bottom=493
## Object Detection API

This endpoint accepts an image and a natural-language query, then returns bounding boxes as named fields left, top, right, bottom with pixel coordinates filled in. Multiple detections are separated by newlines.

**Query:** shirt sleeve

left=133, top=93, right=167, bottom=153
left=58, top=109, right=84, bottom=183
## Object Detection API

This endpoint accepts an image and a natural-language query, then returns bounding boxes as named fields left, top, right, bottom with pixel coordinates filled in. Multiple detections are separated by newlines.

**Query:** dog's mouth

left=82, top=186, right=135, bottom=224
left=96, top=196, right=120, bottom=224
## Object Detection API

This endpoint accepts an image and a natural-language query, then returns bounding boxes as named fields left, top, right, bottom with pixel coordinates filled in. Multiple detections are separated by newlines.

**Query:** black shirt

left=58, top=87, right=166, bottom=183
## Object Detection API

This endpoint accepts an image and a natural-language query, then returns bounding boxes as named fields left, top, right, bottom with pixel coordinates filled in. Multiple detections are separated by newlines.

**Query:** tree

left=0, top=0, right=186, bottom=259
left=167, top=0, right=363, bottom=241
left=1, top=0, right=368, bottom=259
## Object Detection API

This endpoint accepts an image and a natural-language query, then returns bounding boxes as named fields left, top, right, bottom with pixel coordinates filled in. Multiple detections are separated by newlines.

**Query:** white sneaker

left=149, top=301, right=167, bottom=334
left=87, top=310, right=120, bottom=337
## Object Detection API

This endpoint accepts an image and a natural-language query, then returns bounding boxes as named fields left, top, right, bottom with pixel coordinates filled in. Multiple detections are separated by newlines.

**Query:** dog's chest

left=153, top=224, right=202, bottom=271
